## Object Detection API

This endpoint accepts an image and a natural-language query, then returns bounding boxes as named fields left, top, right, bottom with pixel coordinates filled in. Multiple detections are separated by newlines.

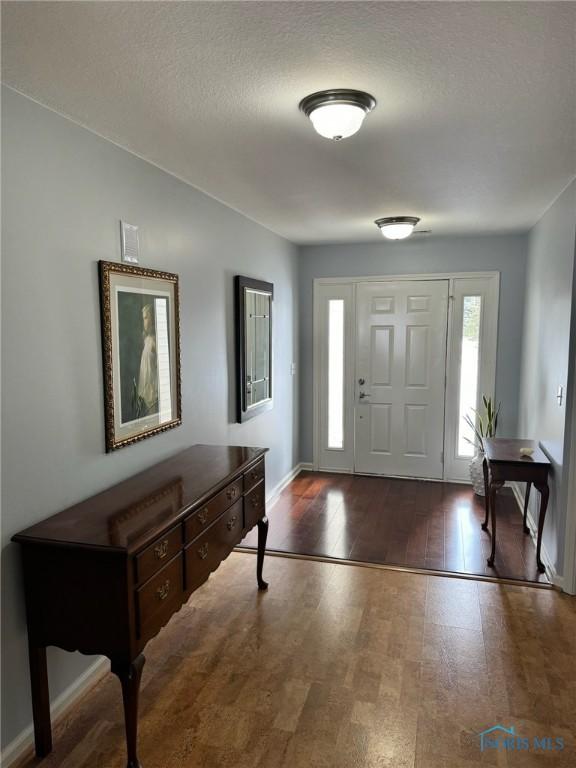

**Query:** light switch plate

left=291, top=362, right=296, bottom=376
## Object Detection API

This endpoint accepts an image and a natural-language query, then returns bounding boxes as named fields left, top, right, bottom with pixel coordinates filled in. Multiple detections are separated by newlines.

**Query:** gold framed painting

left=98, top=261, right=182, bottom=451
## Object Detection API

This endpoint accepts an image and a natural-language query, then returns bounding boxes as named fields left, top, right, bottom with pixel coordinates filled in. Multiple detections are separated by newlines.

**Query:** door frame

left=312, top=271, right=500, bottom=481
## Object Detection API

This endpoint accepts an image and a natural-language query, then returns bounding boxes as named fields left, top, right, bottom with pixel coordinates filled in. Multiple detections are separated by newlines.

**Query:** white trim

left=313, top=283, right=355, bottom=472
left=308, top=466, right=354, bottom=475
left=443, top=274, right=500, bottom=482
left=313, top=271, right=500, bottom=287
left=510, top=482, right=563, bottom=589
left=312, top=271, right=500, bottom=480
left=562, top=346, right=576, bottom=594
left=312, top=283, right=321, bottom=471
left=298, top=466, right=472, bottom=483
left=563, top=460, right=576, bottom=595
left=1, top=657, right=108, bottom=768
left=265, top=464, right=303, bottom=509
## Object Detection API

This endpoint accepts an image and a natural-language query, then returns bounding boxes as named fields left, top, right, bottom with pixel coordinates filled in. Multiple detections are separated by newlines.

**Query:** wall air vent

left=120, top=221, right=139, bottom=264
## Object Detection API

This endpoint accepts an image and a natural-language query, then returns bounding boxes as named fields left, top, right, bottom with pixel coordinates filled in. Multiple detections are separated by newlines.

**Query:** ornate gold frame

left=98, top=260, right=182, bottom=451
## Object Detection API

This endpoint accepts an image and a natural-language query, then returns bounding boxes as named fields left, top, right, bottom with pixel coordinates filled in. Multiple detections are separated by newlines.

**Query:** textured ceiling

left=3, top=1, right=575, bottom=243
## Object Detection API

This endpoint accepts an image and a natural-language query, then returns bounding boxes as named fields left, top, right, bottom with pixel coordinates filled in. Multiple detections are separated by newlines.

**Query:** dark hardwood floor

left=241, top=471, right=549, bottom=584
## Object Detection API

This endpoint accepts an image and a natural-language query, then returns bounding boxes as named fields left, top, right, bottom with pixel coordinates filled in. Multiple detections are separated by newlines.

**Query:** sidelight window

left=327, top=299, right=345, bottom=449
left=458, top=295, right=482, bottom=457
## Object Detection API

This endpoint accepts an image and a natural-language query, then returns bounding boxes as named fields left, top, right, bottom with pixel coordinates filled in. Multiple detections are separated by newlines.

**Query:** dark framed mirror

left=235, top=275, right=273, bottom=422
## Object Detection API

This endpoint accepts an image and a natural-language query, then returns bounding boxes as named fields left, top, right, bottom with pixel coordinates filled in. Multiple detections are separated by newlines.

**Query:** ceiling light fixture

left=299, top=89, right=376, bottom=141
left=375, top=216, right=421, bottom=240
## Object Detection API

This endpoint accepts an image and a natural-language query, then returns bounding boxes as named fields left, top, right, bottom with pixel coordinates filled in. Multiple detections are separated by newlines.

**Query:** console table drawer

left=245, top=480, right=265, bottom=530
left=185, top=477, right=243, bottom=542
left=243, top=458, right=265, bottom=493
left=135, top=525, right=183, bottom=585
left=136, top=554, right=183, bottom=642
left=185, top=499, right=242, bottom=591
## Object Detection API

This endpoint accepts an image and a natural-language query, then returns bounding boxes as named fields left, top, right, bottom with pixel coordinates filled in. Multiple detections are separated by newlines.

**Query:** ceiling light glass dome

left=375, top=216, right=421, bottom=240
left=300, top=89, right=376, bottom=141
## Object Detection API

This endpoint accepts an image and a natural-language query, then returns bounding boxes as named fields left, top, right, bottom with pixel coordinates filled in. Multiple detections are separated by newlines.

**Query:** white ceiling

left=3, top=1, right=575, bottom=243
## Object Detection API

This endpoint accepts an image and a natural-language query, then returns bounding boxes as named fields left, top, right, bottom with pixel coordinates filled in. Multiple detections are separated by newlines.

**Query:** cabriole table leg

left=111, top=654, right=145, bottom=768
left=257, top=515, right=269, bottom=590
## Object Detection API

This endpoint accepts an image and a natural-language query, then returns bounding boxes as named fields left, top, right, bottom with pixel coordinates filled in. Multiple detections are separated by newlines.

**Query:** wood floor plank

left=20, top=553, right=574, bottom=768
left=243, top=472, right=549, bottom=584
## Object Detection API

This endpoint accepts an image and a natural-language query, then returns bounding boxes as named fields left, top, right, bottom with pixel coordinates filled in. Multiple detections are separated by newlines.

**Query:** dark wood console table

left=481, top=438, right=550, bottom=572
left=12, top=444, right=269, bottom=768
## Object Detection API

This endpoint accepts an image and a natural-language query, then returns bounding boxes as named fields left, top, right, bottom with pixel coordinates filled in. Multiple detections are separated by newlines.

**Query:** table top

left=12, top=444, right=267, bottom=552
left=483, top=438, right=550, bottom=466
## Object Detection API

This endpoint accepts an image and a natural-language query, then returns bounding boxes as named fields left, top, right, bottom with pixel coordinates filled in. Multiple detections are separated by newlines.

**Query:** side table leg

left=481, top=457, right=490, bottom=531
left=257, top=515, right=269, bottom=590
left=522, top=482, right=532, bottom=534
left=534, top=483, right=550, bottom=573
left=111, top=654, right=145, bottom=768
left=28, top=642, right=52, bottom=757
left=487, top=481, right=504, bottom=567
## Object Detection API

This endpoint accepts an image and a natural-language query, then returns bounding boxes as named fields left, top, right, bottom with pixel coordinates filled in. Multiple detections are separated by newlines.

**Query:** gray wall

left=518, top=179, right=576, bottom=575
left=1, top=87, right=299, bottom=750
left=298, top=234, right=528, bottom=463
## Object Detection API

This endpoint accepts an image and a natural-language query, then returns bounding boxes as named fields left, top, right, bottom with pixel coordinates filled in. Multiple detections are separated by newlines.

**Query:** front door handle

left=359, top=392, right=371, bottom=399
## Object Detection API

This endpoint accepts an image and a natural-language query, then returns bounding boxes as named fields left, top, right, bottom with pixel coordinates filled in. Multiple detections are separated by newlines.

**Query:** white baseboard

left=303, top=464, right=473, bottom=484
left=510, top=482, right=563, bottom=589
left=1, top=656, right=108, bottom=768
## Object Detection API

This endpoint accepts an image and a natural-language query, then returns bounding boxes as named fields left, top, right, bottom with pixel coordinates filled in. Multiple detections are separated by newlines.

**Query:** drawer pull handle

left=226, top=487, right=238, bottom=501
left=198, top=543, right=209, bottom=560
left=154, top=540, right=169, bottom=560
left=157, top=580, right=170, bottom=601
left=227, top=515, right=238, bottom=531
left=251, top=471, right=259, bottom=480
left=251, top=496, right=261, bottom=508
left=198, top=509, right=209, bottom=525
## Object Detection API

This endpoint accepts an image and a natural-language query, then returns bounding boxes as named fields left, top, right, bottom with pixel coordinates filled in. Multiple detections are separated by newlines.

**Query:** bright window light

left=328, top=299, right=344, bottom=449
left=155, top=297, right=172, bottom=422
left=458, top=296, right=482, bottom=457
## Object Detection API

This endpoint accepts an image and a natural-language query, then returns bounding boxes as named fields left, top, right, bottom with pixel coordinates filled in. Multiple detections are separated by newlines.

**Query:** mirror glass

left=235, top=276, right=273, bottom=422
left=245, top=290, right=271, bottom=407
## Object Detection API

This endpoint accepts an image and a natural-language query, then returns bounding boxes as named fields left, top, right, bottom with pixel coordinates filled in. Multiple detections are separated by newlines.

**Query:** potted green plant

left=464, top=395, right=500, bottom=495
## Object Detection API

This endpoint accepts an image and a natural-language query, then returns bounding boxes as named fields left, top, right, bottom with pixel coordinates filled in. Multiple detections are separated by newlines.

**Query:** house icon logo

left=479, top=725, right=515, bottom=751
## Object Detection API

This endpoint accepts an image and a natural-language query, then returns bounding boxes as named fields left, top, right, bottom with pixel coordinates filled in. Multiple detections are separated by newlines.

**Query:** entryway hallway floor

left=22, top=553, right=574, bottom=768
left=241, top=471, right=549, bottom=584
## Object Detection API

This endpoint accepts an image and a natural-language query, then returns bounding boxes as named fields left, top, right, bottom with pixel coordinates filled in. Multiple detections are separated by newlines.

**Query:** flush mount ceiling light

left=375, top=216, right=421, bottom=240
left=299, top=89, right=376, bottom=141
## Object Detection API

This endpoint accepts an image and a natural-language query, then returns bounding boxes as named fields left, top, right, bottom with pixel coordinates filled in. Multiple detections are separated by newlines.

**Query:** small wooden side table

left=481, top=438, right=551, bottom=572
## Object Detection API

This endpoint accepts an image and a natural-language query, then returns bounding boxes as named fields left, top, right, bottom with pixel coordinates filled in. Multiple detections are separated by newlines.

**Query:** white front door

left=355, top=280, right=449, bottom=479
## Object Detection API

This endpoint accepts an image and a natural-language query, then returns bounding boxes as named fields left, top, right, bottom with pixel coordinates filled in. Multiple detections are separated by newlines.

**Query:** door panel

left=371, top=326, right=393, bottom=384
left=371, top=404, right=392, bottom=453
left=405, top=325, right=429, bottom=386
left=355, top=280, right=449, bottom=478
